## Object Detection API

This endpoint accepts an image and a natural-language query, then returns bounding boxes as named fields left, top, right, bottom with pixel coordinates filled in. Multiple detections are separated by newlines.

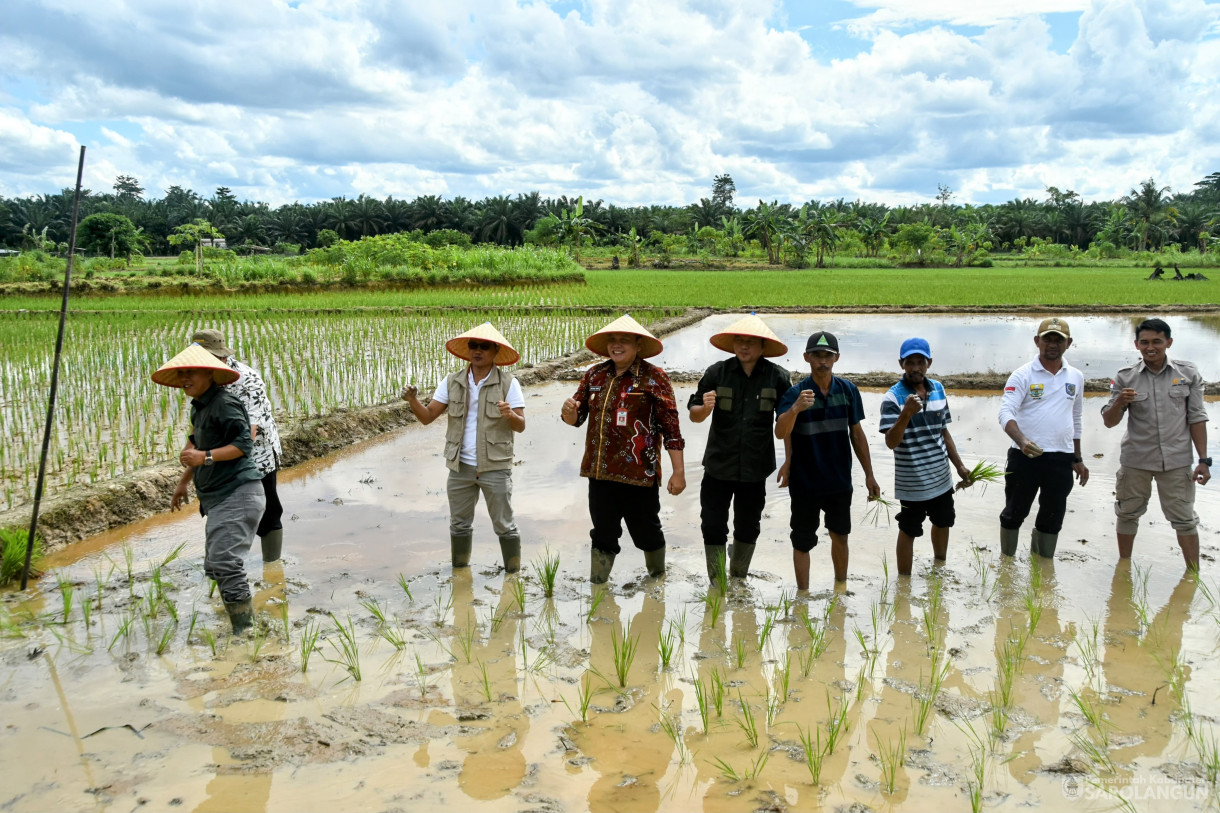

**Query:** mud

left=3, top=375, right=1219, bottom=813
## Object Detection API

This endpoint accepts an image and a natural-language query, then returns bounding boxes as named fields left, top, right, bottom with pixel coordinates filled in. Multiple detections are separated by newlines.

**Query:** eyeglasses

left=467, top=341, right=496, bottom=351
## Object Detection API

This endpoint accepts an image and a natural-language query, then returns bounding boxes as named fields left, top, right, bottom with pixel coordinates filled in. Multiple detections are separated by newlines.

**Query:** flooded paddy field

left=4, top=374, right=1220, bottom=812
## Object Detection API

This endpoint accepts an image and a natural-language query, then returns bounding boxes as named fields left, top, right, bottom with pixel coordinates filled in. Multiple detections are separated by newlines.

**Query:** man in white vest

left=402, top=323, right=526, bottom=572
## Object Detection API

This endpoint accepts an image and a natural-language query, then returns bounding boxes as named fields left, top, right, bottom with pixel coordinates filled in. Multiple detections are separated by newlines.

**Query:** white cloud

left=0, top=0, right=1218, bottom=207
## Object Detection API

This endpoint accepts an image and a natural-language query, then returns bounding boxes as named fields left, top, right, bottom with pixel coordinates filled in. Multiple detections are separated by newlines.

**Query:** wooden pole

left=21, top=145, right=86, bottom=590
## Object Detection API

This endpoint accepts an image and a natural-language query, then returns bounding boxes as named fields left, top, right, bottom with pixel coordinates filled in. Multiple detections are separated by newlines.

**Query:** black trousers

left=700, top=475, right=767, bottom=547
left=256, top=469, right=283, bottom=538
left=588, top=479, right=665, bottom=554
left=999, top=449, right=1074, bottom=534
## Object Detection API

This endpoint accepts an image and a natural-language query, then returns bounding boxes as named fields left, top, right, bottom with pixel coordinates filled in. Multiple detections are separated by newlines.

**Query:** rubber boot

left=451, top=533, right=473, bottom=568
left=260, top=529, right=283, bottom=563
left=590, top=549, right=616, bottom=584
left=498, top=534, right=521, bottom=574
left=644, top=548, right=666, bottom=578
left=729, top=540, right=756, bottom=578
left=1031, top=529, right=1059, bottom=559
left=704, top=545, right=727, bottom=585
left=225, top=598, right=253, bottom=635
left=1000, top=527, right=1019, bottom=557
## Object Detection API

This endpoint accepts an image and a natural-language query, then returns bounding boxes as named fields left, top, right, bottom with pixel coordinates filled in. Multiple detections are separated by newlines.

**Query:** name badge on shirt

left=616, top=409, right=628, bottom=426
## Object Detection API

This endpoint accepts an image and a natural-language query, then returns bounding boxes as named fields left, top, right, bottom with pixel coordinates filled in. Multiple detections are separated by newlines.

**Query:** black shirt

left=689, top=357, right=792, bottom=482
left=188, top=383, right=262, bottom=514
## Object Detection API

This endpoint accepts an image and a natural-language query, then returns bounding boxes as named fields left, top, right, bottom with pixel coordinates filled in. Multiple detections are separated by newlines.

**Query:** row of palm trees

left=2, top=175, right=1217, bottom=257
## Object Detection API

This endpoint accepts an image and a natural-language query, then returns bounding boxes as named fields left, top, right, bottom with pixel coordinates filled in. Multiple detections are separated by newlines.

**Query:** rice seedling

left=1192, top=726, right=1220, bottom=787
left=160, top=541, right=187, bottom=568
left=692, top=674, right=711, bottom=734
left=955, top=460, right=1006, bottom=494
left=247, top=621, right=269, bottom=662
left=655, top=702, right=691, bottom=765
left=710, top=667, right=727, bottom=717
left=797, top=645, right=817, bottom=678
left=454, top=618, right=477, bottom=662
left=969, top=544, right=996, bottom=603
left=863, top=494, right=897, bottom=527
left=713, top=555, right=729, bottom=593
left=414, top=652, right=430, bottom=697
left=1023, top=581, right=1044, bottom=635
left=570, top=673, right=594, bottom=723
left=108, top=611, right=136, bottom=652
left=323, top=613, right=362, bottom=682
left=610, top=622, right=640, bottom=689
left=956, top=721, right=987, bottom=813
left=709, top=749, right=770, bottom=783
left=508, top=577, right=528, bottom=614
left=55, top=572, right=75, bottom=623
left=153, top=622, right=176, bottom=656
left=824, top=691, right=851, bottom=754
left=360, top=599, right=389, bottom=626
left=1130, top=562, right=1153, bottom=631
left=534, top=548, right=560, bottom=598
left=294, top=619, right=320, bottom=667
left=658, top=618, right=679, bottom=670
left=476, top=659, right=493, bottom=702
left=185, top=607, right=199, bottom=644
left=378, top=620, right=408, bottom=650
left=854, top=665, right=869, bottom=701
left=519, top=624, right=554, bottom=674
left=732, top=635, right=749, bottom=669
left=432, top=584, right=455, bottom=627
left=702, top=587, right=724, bottom=629
left=489, top=606, right=509, bottom=635
left=774, top=652, right=792, bottom=703
left=757, top=605, right=778, bottom=652
left=203, top=628, right=217, bottom=656
left=765, top=684, right=782, bottom=726
left=797, top=723, right=827, bottom=785
left=585, top=585, right=607, bottom=624
left=0, top=528, right=43, bottom=586
left=873, top=724, right=907, bottom=794
left=278, top=603, right=291, bottom=643
left=80, top=594, right=94, bottom=630
left=395, top=572, right=414, bottom=603
left=1073, top=616, right=1102, bottom=691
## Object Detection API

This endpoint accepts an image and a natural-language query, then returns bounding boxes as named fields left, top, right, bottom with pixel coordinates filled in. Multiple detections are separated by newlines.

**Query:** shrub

left=0, top=528, right=43, bottom=586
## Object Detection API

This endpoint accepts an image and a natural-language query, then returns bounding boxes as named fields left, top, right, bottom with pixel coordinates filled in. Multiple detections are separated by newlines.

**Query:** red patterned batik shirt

left=570, top=358, right=685, bottom=487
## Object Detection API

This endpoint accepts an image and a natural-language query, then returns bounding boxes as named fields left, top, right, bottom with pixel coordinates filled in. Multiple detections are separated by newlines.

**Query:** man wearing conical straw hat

left=561, top=313, right=686, bottom=583
left=402, top=323, right=526, bottom=572
left=154, top=343, right=266, bottom=635
left=688, top=314, right=793, bottom=585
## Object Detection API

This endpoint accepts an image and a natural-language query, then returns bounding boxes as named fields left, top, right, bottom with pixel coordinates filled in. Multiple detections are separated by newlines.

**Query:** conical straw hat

left=710, top=314, right=788, bottom=358
left=445, top=322, right=520, bottom=366
left=152, top=343, right=241, bottom=388
left=585, top=313, right=663, bottom=359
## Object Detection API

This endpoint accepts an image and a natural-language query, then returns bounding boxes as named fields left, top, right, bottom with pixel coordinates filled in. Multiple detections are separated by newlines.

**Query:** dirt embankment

left=0, top=309, right=713, bottom=550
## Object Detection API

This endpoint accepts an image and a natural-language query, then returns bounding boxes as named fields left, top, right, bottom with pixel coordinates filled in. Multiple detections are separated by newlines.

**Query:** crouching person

left=402, top=323, right=526, bottom=572
left=561, top=314, right=686, bottom=584
left=156, top=344, right=266, bottom=634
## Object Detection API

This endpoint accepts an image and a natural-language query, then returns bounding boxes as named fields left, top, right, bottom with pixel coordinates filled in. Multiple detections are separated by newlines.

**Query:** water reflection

left=652, top=313, right=1220, bottom=378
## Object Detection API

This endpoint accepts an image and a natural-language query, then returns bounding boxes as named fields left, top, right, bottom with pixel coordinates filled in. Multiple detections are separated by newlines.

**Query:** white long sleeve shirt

left=998, top=358, right=1084, bottom=454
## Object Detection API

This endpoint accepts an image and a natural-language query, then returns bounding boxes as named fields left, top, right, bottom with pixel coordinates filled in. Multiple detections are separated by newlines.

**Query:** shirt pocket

left=1169, top=384, right=1189, bottom=400
left=759, top=387, right=777, bottom=413
left=716, top=386, right=733, bottom=411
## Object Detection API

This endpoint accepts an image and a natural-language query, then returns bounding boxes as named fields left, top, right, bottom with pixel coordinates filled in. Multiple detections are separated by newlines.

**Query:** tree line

left=2, top=171, right=1218, bottom=265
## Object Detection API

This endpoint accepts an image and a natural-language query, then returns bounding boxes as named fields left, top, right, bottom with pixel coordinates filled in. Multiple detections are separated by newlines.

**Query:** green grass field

left=0, top=266, right=1213, bottom=312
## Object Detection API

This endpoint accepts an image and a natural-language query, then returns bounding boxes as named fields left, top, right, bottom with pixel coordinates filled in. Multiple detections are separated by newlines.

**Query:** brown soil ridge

left=0, top=309, right=712, bottom=550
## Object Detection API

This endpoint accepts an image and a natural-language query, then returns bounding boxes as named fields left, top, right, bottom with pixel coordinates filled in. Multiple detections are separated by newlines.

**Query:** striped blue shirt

left=878, top=378, right=953, bottom=501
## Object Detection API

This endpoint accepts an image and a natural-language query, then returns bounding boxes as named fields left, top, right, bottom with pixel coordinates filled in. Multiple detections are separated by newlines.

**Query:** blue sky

left=1, top=0, right=1218, bottom=208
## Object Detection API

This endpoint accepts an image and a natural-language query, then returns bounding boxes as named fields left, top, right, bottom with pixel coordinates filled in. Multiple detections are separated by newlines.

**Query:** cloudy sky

left=2, top=0, right=1219, bottom=208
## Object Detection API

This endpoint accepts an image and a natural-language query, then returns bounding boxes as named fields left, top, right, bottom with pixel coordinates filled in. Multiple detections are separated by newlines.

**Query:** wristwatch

left=204, top=450, right=214, bottom=466
left=1201, top=457, right=1213, bottom=467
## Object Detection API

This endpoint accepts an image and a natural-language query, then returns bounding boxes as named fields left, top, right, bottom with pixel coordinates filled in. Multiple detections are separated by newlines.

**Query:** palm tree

left=475, top=196, right=516, bottom=245
left=324, top=197, right=359, bottom=240
left=350, top=194, right=386, bottom=238
left=743, top=201, right=786, bottom=264
left=1123, top=179, right=1174, bottom=253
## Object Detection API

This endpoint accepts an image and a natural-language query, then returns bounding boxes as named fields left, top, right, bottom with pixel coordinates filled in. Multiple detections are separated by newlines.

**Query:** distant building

left=201, top=237, right=227, bottom=250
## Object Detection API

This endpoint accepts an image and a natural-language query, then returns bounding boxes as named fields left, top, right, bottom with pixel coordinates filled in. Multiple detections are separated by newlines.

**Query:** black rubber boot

left=260, top=529, right=283, bottom=563
left=704, top=545, right=727, bottom=585
left=644, top=548, right=666, bottom=578
left=498, top=534, right=521, bottom=574
left=451, top=533, right=473, bottom=568
left=590, top=549, right=615, bottom=584
left=1031, top=529, right=1059, bottom=559
left=729, top=540, right=756, bottom=578
left=225, top=598, right=253, bottom=635
left=1000, top=527, right=1019, bottom=557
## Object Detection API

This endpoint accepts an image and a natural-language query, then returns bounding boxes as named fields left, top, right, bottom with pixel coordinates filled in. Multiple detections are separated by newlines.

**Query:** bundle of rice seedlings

left=864, top=494, right=898, bottom=527
left=956, top=461, right=1006, bottom=494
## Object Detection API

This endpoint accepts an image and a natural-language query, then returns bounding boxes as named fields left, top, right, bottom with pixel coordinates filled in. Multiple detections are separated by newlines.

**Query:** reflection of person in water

left=443, top=569, right=528, bottom=801
left=1100, top=563, right=1196, bottom=767
left=577, top=590, right=678, bottom=813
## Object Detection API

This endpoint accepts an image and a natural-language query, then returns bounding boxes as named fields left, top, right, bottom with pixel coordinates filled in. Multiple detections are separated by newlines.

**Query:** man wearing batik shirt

left=193, top=329, right=285, bottom=563
left=562, top=314, right=686, bottom=584
left=878, top=338, right=971, bottom=576
left=997, top=317, right=1089, bottom=559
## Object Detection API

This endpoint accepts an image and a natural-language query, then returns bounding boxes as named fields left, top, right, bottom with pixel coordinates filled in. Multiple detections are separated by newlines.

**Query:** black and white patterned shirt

left=222, top=357, right=281, bottom=474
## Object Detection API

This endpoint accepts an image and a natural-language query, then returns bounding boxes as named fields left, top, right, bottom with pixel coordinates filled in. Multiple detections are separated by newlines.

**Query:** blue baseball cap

left=899, top=337, right=932, bottom=360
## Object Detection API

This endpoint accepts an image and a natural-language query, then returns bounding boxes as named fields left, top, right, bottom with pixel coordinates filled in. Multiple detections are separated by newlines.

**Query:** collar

left=467, top=365, right=496, bottom=386
left=1031, top=357, right=1067, bottom=376
left=191, top=382, right=220, bottom=408
left=1131, top=357, right=1176, bottom=377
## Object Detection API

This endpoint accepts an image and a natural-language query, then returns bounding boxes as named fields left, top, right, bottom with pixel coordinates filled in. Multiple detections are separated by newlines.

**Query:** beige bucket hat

left=585, top=313, right=663, bottom=359
left=710, top=314, right=788, bottom=358
left=445, top=322, right=520, bottom=366
left=152, top=343, right=241, bottom=388
left=191, top=329, right=234, bottom=358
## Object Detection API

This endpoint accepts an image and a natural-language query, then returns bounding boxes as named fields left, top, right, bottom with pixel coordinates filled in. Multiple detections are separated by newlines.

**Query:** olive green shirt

left=1103, top=357, right=1208, bottom=471
left=188, top=384, right=262, bottom=514
left=689, top=357, right=792, bottom=482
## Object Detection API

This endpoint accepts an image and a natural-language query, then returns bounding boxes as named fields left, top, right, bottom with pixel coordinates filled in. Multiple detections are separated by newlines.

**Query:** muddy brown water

left=3, top=381, right=1220, bottom=812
